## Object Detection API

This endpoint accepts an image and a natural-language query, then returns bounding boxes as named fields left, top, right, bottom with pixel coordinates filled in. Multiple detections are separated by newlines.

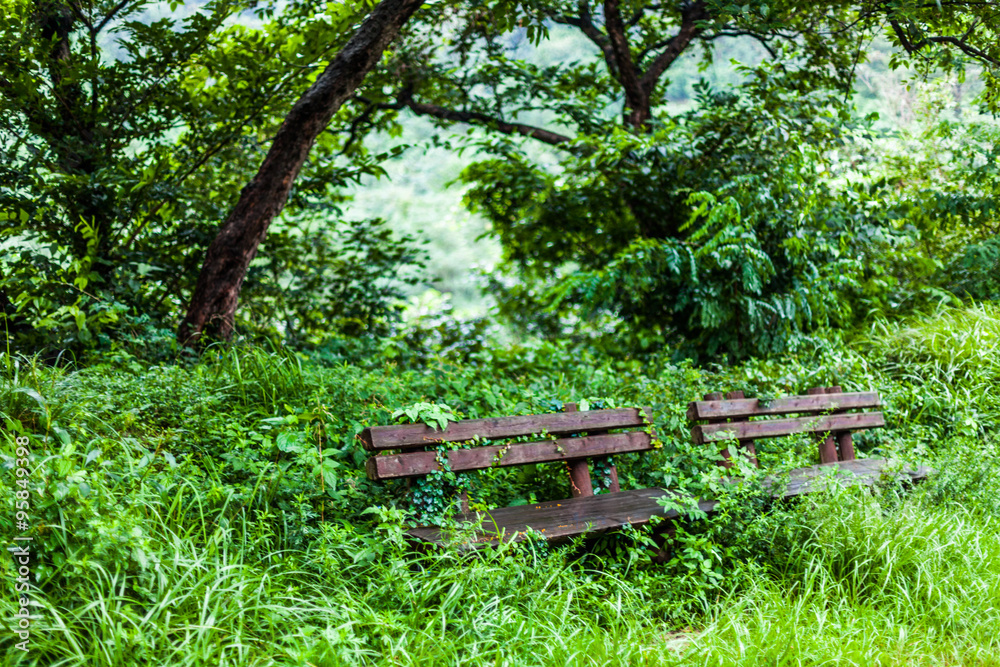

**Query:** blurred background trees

left=2, top=0, right=998, bottom=362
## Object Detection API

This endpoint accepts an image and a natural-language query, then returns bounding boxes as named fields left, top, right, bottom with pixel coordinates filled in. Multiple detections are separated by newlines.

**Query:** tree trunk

left=177, top=0, right=425, bottom=346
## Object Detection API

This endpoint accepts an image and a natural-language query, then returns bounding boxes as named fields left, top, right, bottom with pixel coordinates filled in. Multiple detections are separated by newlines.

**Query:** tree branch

left=552, top=2, right=619, bottom=78
left=340, top=96, right=395, bottom=155
left=94, top=0, right=134, bottom=34
left=603, top=0, right=644, bottom=111
left=890, top=18, right=999, bottom=65
left=178, top=0, right=427, bottom=345
left=626, top=4, right=659, bottom=27
left=639, top=1, right=709, bottom=93
left=399, top=96, right=572, bottom=146
left=701, top=29, right=777, bottom=59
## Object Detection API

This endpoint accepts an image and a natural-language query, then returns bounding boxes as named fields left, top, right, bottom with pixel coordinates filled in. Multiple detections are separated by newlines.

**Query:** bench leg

left=459, top=490, right=469, bottom=513
left=649, top=521, right=677, bottom=564
left=837, top=432, right=856, bottom=461
left=825, top=386, right=856, bottom=461
left=810, top=387, right=839, bottom=464
left=706, top=392, right=735, bottom=470
left=607, top=465, right=621, bottom=493
left=563, top=402, right=595, bottom=497
left=568, top=460, right=594, bottom=497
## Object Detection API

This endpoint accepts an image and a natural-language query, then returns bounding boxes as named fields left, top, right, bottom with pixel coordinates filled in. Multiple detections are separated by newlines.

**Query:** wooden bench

left=689, top=386, right=930, bottom=493
left=362, top=388, right=930, bottom=547
left=362, top=403, right=661, bottom=544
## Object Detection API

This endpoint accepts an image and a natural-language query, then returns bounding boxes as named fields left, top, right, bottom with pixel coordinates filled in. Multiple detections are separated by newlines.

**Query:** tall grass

left=858, top=304, right=1000, bottom=428
left=685, top=487, right=1000, bottom=665
left=5, top=486, right=694, bottom=666
left=861, top=303, right=1000, bottom=387
left=9, top=476, right=1000, bottom=665
left=0, top=353, right=81, bottom=435
left=5, top=306, right=1000, bottom=666
left=206, top=343, right=307, bottom=413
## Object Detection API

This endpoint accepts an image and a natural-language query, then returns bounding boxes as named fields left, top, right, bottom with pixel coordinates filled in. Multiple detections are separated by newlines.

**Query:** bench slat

left=367, top=431, right=653, bottom=480
left=406, top=458, right=931, bottom=547
left=407, top=488, right=706, bottom=546
left=361, top=407, right=652, bottom=452
left=687, top=392, right=880, bottom=421
left=691, top=411, right=885, bottom=444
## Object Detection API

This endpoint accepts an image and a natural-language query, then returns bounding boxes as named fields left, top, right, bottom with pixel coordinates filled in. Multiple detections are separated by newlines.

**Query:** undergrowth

left=2, top=303, right=999, bottom=665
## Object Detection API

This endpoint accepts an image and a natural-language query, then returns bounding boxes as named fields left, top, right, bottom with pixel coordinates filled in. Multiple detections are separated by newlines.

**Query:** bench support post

left=704, top=392, right=734, bottom=469
left=564, top=403, right=594, bottom=497
left=824, top=386, right=856, bottom=461
left=726, top=390, right=758, bottom=468
left=607, top=465, right=621, bottom=493
left=809, top=386, right=839, bottom=464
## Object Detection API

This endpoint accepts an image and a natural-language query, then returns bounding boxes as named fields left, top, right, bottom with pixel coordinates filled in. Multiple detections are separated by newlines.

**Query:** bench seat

left=407, top=458, right=931, bottom=547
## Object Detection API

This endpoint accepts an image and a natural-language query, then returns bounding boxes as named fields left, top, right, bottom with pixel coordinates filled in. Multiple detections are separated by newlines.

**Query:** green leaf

left=276, top=432, right=306, bottom=454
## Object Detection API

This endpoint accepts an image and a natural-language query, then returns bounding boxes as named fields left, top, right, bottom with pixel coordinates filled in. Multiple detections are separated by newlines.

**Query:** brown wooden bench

left=362, top=403, right=665, bottom=545
left=362, top=388, right=930, bottom=547
left=689, top=385, right=930, bottom=494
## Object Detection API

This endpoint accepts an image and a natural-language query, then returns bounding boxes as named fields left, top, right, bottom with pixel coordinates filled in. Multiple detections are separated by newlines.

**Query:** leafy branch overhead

left=1, top=0, right=426, bottom=351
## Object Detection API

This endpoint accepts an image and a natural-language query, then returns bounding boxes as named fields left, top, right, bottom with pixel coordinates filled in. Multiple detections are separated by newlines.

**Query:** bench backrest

left=687, top=386, right=883, bottom=467
left=362, top=405, right=655, bottom=498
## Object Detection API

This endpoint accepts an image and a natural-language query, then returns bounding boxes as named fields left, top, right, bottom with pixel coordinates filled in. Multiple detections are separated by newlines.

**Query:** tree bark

left=601, top=0, right=708, bottom=130
left=177, top=0, right=425, bottom=346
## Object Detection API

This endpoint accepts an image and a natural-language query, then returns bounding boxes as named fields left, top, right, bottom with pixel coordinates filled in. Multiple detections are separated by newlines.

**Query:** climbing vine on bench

left=410, top=447, right=474, bottom=525
left=592, top=457, right=615, bottom=494
left=392, top=402, right=472, bottom=525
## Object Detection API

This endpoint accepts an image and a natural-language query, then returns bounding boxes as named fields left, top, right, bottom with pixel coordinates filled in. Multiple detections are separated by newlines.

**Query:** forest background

left=3, top=1, right=1000, bottom=665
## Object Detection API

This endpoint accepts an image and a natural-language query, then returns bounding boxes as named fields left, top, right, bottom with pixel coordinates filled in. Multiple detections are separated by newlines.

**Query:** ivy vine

left=591, top=457, right=615, bottom=494
left=410, top=440, right=475, bottom=525
left=391, top=402, right=473, bottom=526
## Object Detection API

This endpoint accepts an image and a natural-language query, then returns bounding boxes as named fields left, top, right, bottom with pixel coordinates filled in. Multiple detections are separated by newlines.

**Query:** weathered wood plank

left=692, top=411, right=885, bottom=445
left=687, top=392, right=880, bottom=421
left=406, top=488, right=716, bottom=546
left=360, top=407, right=653, bottom=451
left=406, top=458, right=931, bottom=547
left=367, top=431, right=654, bottom=480
left=766, top=458, right=931, bottom=496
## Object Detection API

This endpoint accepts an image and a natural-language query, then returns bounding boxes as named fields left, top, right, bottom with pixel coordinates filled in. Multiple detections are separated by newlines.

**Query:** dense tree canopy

left=0, top=0, right=421, bottom=352
left=1, top=0, right=998, bottom=358
left=339, top=0, right=1000, bottom=358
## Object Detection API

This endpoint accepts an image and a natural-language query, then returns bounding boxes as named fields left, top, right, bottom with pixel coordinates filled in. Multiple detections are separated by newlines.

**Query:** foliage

left=239, top=217, right=426, bottom=347
left=1, top=0, right=999, bottom=658
left=2, top=301, right=1000, bottom=663
left=4, top=0, right=998, bottom=361
left=337, top=0, right=1000, bottom=360
left=879, top=2, right=1000, bottom=111
left=0, top=0, right=419, bottom=353
left=947, top=237, right=1000, bottom=302
left=394, top=1, right=877, bottom=358
left=392, top=401, right=459, bottom=431
left=390, top=401, right=466, bottom=523
left=463, top=75, right=890, bottom=359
